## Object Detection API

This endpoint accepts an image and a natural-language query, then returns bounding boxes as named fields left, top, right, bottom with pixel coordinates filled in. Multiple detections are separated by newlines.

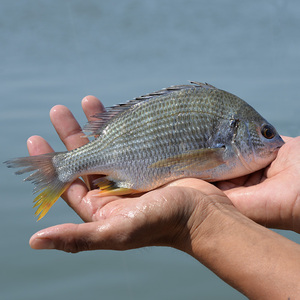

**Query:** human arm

left=186, top=191, right=300, bottom=299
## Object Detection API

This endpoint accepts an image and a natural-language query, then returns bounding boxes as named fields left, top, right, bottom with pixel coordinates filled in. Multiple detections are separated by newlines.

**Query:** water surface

left=1, top=1, right=300, bottom=299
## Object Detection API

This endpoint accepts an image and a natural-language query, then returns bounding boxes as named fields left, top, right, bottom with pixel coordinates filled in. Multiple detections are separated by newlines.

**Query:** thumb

left=29, top=221, right=133, bottom=253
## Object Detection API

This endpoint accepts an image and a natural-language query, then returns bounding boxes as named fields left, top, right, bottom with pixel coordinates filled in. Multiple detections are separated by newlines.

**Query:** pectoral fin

left=149, top=147, right=225, bottom=172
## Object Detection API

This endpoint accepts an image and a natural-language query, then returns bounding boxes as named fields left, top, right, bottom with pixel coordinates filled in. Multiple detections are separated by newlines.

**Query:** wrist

left=172, top=188, right=234, bottom=255
left=183, top=193, right=237, bottom=257
left=181, top=192, right=300, bottom=299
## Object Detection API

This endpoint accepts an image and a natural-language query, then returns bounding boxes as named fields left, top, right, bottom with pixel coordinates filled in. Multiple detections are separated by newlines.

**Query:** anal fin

left=98, top=187, right=138, bottom=197
left=93, top=177, right=139, bottom=197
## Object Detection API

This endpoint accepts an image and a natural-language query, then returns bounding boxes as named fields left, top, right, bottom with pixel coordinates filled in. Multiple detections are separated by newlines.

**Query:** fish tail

left=5, top=152, right=68, bottom=220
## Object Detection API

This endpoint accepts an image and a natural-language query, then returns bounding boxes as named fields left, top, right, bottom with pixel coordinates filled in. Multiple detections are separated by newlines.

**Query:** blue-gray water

left=1, top=1, right=300, bottom=299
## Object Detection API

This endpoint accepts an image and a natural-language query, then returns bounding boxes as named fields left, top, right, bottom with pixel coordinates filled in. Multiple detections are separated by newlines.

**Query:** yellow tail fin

left=5, top=152, right=69, bottom=220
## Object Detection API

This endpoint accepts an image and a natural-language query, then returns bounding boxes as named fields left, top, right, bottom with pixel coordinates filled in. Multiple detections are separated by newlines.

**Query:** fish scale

left=5, top=81, right=284, bottom=220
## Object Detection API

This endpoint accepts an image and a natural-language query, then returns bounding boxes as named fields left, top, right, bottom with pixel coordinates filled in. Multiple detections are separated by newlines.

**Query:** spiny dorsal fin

left=83, top=81, right=214, bottom=137
left=190, top=81, right=217, bottom=89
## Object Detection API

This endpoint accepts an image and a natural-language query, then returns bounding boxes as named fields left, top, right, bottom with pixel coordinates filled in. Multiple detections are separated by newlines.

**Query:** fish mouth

left=273, top=139, right=285, bottom=151
left=269, top=135, right=285, bottom=153
left=273, top=145, right=283, bottom=151
left=274, top=146, right=283, bottom=154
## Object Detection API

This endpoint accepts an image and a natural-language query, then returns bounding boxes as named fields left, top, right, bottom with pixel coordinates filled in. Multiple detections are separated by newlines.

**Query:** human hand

left=28, top=96, right=231, bottom=253
left=216, top=136, right=300, bottom=232
left=28, top=95, right=300, bottom=254
left=26, top=97, right=300, bottom=299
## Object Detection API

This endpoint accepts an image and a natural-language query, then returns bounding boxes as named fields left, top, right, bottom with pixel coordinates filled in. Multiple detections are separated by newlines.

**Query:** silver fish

left=5, top=82, right=284, bottom=219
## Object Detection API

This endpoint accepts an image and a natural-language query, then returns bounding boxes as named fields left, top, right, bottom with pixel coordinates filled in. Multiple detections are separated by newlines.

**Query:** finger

left=50, top=105, right=88, bottom=151
left=81, top=95, right=105, bottom=122
left=80, top=96, right=106, bottom=190
left=221, top=179, right=292, bottom=230
left=281, top=135, right=292, bottom=143
left=60, top=181, right=92, bottom=222
left=29, top=219, right=135, bottom=252
left=27, top=135, right=54, bottom=155
left=26, top=135, right=92, bottom=221
left=48, top=99, right=104, bottom=220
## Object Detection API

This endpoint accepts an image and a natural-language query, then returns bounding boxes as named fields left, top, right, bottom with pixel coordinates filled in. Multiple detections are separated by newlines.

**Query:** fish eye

left=261, top=124, right=276, bottom=139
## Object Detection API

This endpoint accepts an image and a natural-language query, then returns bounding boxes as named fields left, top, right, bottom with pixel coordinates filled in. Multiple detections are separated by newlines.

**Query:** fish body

left=5, top=82, right=284, bottom=219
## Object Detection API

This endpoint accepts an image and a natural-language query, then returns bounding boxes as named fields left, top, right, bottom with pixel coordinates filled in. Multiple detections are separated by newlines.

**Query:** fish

left=5, top=81, right=284, bottom=220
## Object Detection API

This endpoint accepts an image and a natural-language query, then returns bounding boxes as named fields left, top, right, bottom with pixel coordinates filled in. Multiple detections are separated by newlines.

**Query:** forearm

left=185, top=200, right=300, bottom=299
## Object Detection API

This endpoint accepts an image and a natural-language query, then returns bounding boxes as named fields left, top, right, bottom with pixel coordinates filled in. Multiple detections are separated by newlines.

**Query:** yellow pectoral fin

left=149, top=148, right=225, bottom=172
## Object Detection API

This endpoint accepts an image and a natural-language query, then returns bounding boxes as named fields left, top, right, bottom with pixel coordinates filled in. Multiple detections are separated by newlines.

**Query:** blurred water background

left=1, top=0, right=300, bottom=299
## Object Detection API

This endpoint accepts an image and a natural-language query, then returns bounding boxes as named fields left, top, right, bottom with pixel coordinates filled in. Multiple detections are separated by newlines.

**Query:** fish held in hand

left=4, top=82, right=284, bottom=220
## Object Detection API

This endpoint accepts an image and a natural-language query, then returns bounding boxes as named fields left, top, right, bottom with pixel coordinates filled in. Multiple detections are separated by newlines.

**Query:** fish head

left=232, top=118, right=284, bottom=173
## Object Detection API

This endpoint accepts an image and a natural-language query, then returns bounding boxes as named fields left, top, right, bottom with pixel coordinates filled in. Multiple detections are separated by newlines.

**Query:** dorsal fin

left=83, top=81, right=214, bottom=137
left=190, top=81, right=217, bottom=89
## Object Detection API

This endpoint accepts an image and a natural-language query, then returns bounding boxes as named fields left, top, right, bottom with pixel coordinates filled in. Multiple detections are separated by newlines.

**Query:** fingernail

left=30, top=238, right=55, bottom=250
